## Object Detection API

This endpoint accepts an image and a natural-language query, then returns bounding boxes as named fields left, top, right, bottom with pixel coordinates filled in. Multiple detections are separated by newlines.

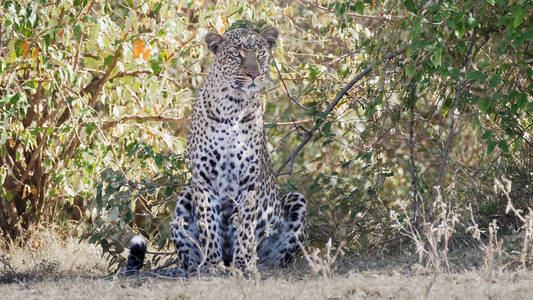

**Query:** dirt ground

left=2, top=271, right=533, bottom=300
left=1, top=228, right=533, bottom=300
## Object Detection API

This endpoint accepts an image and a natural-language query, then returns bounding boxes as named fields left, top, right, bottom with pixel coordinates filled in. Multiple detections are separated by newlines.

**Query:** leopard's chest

left=191, top=112, right=263, bottom=200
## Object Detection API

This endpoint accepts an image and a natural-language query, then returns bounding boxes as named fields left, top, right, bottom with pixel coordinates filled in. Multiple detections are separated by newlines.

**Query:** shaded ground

left=1, top=228, right=533, bottom=299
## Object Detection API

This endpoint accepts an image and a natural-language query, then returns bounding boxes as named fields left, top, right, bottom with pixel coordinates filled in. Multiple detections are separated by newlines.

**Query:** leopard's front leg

left=193, top=185, right=224, bottom=269
left=231, top=191, right=260, bottom=271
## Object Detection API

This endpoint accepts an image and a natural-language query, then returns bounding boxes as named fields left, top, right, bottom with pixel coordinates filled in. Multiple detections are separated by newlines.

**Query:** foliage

left=1, top=0, right=531, bottom=270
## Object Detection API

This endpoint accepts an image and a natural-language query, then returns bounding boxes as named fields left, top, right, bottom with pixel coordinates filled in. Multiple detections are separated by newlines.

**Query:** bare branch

left=273, top=119, right=313, bottom=126
left=409, top=105, right=419, bottom=225
left=432, top=28, right=477, bottom=210
left=101, top=114, right=307, bottom=130
left=275, top=48, right=405, bottom=176
left=111, top=69, right=153, bottom=81
left=102, top=114, right=190, bottom=130
left=297, top=0, right=391, bottom=22
left=271, top=55, right=310, bottom=111
left=88, top=43, right=123, bottom=107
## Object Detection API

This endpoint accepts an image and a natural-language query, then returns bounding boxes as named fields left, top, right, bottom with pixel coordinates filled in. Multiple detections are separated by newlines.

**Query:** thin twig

left=275, top=48, right=405, bottom=176
left=271, top=55, right=310, bottom=111
left=111, top=69, right=153, bottom=80
left=101, top=114, right=307, bottom=130
left=409, top=102, right=419, bottom=225
left=102, top=114, right=190, bottom=129
left=297, top=0, right=391, bottom=22
left=432, top=28, right=477, bottom=211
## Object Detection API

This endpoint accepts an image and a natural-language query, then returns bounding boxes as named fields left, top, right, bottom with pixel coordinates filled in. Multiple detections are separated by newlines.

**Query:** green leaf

left=355, top=1, right=365, bottom=14
left=466, top=70, right=487, bottom=82
left=264, top=123, right=276, bottom=128
left=479, top=98, right=491, bottom=114
left=498, top=140, right=509, bottom=153
left=513, top=8, right=526, bottom=28
left=432, top=47, right=442, bottom=67
left=154, top=153, right=163, bottom=167
left=153, top=2, right=162, bottom=15
left=383, top=171, right=395, bottom=177
left=404, top=0, right=415, bottom=13
left=322, top=122, right=331, bottom=136
left=0, top=167, right=6, bottom=186
left=411, top=17, right=422, bottom=38
left=487, top=140, right=496, bottom=155
left=481, top=130, right=492, bottom=140
left=43, top=34, right=50, bottom=48
left=104, top=55, right=114, bottom=68
left=85, top=122, right=96, bottom=135
left=309, top=65, right=319, bottom=81
left=516, top=93, right=527, bottom=110
left=406, top=64, right=415, bottom=78
left=5, top=190, right=14, bottom=201
left=322, top=139, right=333, bottom=146
left=14, top=39, right=23, bottom=57
left=488, top=74, right=501, bottom=87
left=150, top=55, right=163, bottom=74
left=73, top=24, right=81, bottom=40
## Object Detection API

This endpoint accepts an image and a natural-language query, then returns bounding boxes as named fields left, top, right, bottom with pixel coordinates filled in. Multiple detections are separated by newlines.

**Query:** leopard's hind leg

left=171, top=186, right=204, bottom=273
left=257, top=192, right=307, bottom=267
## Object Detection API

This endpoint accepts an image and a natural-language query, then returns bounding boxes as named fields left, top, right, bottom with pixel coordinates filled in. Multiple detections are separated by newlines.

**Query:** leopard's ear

left=205, top=32, right=223, bottom=54
left=260, top=26, right=279, bottom=49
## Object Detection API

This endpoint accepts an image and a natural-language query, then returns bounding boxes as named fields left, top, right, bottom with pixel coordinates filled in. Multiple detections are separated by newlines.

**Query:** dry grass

left=1, top=226, right=533, bottom=299
left=0, top=224, right=107, bottom=283
left=1, top=267, right=533, bottom=299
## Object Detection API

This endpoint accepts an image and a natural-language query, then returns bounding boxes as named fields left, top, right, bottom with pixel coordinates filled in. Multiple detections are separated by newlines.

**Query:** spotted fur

left=125, top=27, right=306, bottom=277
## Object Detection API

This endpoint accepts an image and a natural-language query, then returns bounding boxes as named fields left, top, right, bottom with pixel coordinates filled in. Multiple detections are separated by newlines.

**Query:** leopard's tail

left=124, top=235, right=147, bottom=275
left=123, top=235, right=189, bottom=278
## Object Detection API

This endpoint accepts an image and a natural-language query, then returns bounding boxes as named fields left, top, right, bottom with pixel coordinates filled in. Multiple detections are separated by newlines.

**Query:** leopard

left=124, top=26, right=307, bottom=277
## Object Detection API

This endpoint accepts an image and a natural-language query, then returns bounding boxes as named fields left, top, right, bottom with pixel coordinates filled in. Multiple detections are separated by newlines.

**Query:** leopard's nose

left=245, top=72, right=260, bottom=79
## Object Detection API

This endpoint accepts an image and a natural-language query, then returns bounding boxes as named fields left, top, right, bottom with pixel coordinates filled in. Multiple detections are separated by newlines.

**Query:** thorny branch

left=275, top=49, right=405, bottom=176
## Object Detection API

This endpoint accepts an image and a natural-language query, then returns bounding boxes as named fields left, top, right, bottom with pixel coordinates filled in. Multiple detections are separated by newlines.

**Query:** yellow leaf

left=110, top=126, right=120, bottom=137
left=32, top=47, right=40, bottom=58
left=31, top=186, right=37, bottom=195
left=133, top=39, right=146, bottom=59
left=215, top=15, right=227, bottom=34
left=142, top=47, right=151, bottom=60
left=283, top=7, right=292, bottom=17
left=22, top=41, right=30, bottom=58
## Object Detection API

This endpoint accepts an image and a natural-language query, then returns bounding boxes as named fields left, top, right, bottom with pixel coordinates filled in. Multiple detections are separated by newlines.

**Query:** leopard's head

left=205, top=27, right=278, bottom=94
